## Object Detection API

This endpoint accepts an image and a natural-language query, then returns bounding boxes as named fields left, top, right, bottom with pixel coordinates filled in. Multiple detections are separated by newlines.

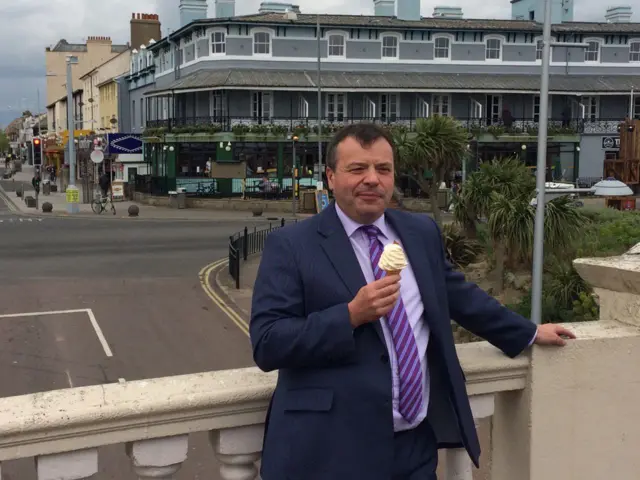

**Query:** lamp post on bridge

left=530, top=0, right=590, bottom=325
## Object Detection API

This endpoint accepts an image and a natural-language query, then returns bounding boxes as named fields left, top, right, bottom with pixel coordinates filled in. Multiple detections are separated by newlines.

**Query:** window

left=485, top=38, right=502, bottom=60
left=252, top=91, right=272, bottom=120
left=536, top=40, right=543, bottom=60
left=585, top=41, right=600, bottom=62
left=326, top=93, right=346, bottom=121
left=434, top=37, right=450, bottom=59
left=210, top=92, right=227, bottom=119
left=630, top=42, right=640, bottom=62
left=212, top=31, right=226, bottom=54
left=533, top=95, right=541, bottom=122
left=132, top=100, right=136, bottom=128
left=432, top=95, right=450, bottom=116
left=253, top=32, right=271, bottom=55
left=140, top=98, right=144, bottom=128
left=582, top=96, right=599, bottom=121
left=298, top=95, right=309, bottom=118
left=363, top=96, right=376, bottom=119
left=380, top=94, right=399, bottom=121
left=633, top=97, right=640, bottom=120
left=416, top=97, right=429, bottom=118
left=382, top=35, right=399, bottom=58
left=328, top=34, right=345, bottom=57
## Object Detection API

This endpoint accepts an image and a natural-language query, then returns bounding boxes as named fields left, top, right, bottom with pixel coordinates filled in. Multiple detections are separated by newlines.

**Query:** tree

left=455, top=157, right=585, bottom=292
left=0, top=130, right=9, bottom=154
left=394, top=116, right=469, bottom=225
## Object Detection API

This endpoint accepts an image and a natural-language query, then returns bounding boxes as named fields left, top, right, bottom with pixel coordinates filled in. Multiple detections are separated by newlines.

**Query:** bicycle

left=91, top=192, right=116, bottom=215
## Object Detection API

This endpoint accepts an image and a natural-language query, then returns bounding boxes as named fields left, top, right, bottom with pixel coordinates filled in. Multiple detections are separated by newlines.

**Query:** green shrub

left=441, top=224, right=482, bottom=268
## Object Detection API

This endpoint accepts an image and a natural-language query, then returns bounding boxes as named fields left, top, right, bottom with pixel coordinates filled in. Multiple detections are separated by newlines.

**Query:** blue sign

left=315, top=190, right=330, bottom=213
left=105, top=134, right=143, bottom=155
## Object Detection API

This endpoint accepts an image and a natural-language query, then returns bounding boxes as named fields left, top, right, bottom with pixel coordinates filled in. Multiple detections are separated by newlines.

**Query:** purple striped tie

left=362, top=225, right=423, bottom=423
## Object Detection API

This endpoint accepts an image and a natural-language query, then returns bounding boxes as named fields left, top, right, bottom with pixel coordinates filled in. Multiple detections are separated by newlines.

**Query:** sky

left=0, top=0, right=629, bottom=127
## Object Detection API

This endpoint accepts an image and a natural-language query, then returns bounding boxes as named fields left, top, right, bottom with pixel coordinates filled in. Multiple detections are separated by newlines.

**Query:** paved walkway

left=0, top=166, right=308, bottom=222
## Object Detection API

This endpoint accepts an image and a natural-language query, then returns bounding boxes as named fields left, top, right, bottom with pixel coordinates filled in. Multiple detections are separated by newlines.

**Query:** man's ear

left=326, top=168, right=334, bottom=191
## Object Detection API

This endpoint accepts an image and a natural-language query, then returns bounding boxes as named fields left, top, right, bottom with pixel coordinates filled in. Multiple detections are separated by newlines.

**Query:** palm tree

left=395, top=116, right=468, bottom=225
left=456, top=157, right=585, bottom=292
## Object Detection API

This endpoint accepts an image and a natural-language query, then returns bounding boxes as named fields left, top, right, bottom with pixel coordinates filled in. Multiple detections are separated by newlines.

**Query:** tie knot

left=361, top=225, right=380, bottom=241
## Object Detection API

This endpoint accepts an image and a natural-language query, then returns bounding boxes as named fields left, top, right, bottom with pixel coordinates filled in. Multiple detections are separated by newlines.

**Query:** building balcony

left=143, top=115, right=601, bottom=141
left=2, top=251, right=640, bottom=479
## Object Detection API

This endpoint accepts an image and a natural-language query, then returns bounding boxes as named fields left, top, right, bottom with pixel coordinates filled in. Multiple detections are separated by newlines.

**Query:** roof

left=145, top=69, right=640, bottom=94
left=47, top=39, right=129, bottom=54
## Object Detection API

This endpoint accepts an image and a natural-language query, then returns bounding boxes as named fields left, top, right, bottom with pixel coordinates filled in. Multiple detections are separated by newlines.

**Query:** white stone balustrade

left=2, top=250, right=640, bottom=479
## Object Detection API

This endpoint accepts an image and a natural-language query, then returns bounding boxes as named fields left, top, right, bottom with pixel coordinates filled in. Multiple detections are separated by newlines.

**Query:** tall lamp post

left=65, top=55, right=79, bottom=214
left=530, top=0, right=589, bottom=325
left=316, top=14, right=323, bottom=187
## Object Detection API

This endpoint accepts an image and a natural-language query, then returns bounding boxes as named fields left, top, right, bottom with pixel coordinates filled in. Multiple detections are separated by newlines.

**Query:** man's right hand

left=348, top=274, right=401, bottom=328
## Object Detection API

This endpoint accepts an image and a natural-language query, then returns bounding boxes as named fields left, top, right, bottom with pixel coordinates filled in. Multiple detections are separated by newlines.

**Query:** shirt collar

left=335, top=203, right=389, bottom=240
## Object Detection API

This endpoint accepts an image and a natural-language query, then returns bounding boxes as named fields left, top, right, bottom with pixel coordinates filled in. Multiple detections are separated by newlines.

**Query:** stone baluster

left=211, top=424, right=264, bottom=480
left=127, top=435, right=188, bottom=479
left=36, top=448, right=98, bottom=480
left=446, top=393, right=495, bottom=480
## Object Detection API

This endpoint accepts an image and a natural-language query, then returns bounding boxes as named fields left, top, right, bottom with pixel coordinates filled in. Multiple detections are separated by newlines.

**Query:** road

left=0, top=176, right=258, bottom=478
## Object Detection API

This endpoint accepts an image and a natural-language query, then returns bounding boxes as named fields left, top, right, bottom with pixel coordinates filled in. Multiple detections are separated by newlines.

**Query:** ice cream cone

left=384, top=269, right=402, bottom=276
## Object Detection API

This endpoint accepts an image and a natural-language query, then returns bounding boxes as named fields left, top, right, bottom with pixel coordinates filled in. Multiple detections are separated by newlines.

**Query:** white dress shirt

left=335, top=205, right=430, bottom=432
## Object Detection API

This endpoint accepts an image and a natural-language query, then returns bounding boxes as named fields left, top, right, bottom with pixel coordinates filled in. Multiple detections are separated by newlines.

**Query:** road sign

left=90, top=150, right=104, bottom=164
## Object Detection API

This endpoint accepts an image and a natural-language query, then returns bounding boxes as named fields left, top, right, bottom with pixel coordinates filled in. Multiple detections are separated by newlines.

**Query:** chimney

left=373, top=0, right=395, bottom=16
left=179, top=0, right=208, bottom=27
left=605, top=5, right=632, bottom=23
left=397, top=0, right=421, bottom=20
left=130, top=13, right=162, bottom=49
left=215, top=0, right=236, bottom=18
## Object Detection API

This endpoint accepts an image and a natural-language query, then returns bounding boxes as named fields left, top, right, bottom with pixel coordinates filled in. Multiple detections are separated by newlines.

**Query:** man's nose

left=363, top=166, right=380, bottom=184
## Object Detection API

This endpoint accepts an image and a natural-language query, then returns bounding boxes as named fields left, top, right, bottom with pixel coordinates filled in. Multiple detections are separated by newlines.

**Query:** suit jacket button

left=380, top=354, right=389, bottom=364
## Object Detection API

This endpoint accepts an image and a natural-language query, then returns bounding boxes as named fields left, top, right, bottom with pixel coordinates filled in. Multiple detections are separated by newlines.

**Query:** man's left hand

left=533, top=324, right=576, bottom=346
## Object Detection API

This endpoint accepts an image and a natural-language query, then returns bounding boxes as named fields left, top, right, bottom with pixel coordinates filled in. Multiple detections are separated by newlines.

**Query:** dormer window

left=630, top=41, right=640, bottom=62
left=382, top=35, right=399, bottom=58
left=212, top=31, right=226, bottom=54
left=485, top=38, right=502, bottom=60
left=585, top=40, right=600, bottom=62
left=253, top=31, right=271, bottom=55
left=328, top=34, right=345, bottom=57
left=434, top=36, right=451, bottom=59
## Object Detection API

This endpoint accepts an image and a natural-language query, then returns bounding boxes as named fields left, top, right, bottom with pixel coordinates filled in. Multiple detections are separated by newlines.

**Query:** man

left=250, top=123, right=575, bottom=480
left=98, top=170, right=111, bottom=199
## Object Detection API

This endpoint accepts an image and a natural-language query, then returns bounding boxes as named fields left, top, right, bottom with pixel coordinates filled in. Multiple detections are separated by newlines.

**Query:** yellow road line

left=198, top=258, right=250, bottom=337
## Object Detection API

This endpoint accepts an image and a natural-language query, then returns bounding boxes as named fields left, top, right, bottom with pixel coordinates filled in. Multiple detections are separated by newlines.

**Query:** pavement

left=1, top=165, right=307, bottom=223
left=0, top=169, right=294, bottom=479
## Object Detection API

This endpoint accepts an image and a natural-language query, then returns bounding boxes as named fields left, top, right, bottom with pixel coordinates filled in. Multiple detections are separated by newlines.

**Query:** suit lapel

left=318, top=203, right=385, bottom=343
left=385, top=210, right=442, bottom=335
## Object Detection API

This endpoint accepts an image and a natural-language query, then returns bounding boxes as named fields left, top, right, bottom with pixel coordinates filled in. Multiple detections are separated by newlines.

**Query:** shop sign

left=601, top=136, right=620, bottom=149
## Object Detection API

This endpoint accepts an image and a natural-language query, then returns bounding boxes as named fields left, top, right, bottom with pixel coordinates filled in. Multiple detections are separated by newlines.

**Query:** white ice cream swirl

left=378, top=243, right=407, bottom=272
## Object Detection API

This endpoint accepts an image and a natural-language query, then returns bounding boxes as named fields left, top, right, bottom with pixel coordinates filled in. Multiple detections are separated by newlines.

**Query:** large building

left=124, top=0, right=640, bottom=196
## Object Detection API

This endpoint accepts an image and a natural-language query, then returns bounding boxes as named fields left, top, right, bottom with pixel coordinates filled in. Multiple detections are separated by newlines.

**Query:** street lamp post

left=316, top=14, right=323, bottom=187
left=292, top=135, right=298, bottom=215
left=65, top=55, right=79, bottom=214
left=530, top=0, right=589, bottom=325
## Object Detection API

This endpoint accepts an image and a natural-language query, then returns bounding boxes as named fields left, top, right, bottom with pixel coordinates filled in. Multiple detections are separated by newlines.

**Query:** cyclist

left=98, top=170, right=111, bottom=201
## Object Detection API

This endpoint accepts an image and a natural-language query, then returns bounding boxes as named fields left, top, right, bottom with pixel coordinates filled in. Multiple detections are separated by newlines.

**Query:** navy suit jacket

left=250, top=202, right=537, bottom=480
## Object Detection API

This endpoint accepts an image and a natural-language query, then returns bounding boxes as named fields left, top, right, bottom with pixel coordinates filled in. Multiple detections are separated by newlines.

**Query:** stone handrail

left=0, top=343, right=528, bottom=479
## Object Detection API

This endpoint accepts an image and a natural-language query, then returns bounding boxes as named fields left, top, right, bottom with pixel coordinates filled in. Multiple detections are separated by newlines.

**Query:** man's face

left=326, top=136, right=394, bottom=224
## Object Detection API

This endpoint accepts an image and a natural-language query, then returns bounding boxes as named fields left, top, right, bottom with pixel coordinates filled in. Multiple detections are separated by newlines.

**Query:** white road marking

left=65, top=370, right=74, bottom=388
left=0, top=308, right=113, bottom=357
left=19, top=218, right=22, bottom=222
left=85, top=308, right=113, bottom=357
left=28, top=218, right=32, bottom=222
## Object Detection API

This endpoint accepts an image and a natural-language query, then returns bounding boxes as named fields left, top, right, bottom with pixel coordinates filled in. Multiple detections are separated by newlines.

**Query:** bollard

left=243, top=227, right=248, bottom=261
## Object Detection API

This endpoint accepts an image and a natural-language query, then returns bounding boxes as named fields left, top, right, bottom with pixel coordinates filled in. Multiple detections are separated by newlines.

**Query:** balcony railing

left=144, top=115, right=624, bottom=137
left=2, top=250, right=640, bottom=479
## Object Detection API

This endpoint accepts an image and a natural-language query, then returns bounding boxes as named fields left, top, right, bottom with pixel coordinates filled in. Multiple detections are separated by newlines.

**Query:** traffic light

left=33, top=138, right=42, bottom=166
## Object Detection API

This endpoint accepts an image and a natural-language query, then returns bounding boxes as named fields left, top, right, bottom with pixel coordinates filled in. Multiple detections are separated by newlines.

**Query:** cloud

left=0, top=0, right=624, bottom=124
